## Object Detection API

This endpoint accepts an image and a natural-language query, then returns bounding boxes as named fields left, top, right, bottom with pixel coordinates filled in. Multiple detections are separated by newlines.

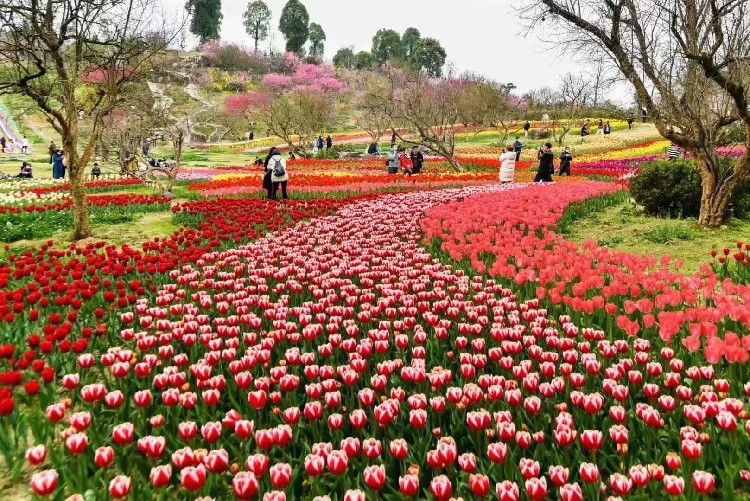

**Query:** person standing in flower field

left=266, top=147, right=289, bottom=201
left=410, top=146, right=424, bottom=174
left=534, top=143, right=555, bottom=183
left=499, top=145, right=517, bottom=183
left=262, top=147, right=275, bottom=199
left=604, top=121, right=612, bottom=136
left=558, top=146, right=573, bottom=176
left=523, top=121, right=531, bottom=137
left=514, top=137, right=523, bottom=162
left=52, top=150, right=65, bottom=179
left=597, top=118, right=604, bottom=135
left=386, top=144, right=399, bottom=174
left=399, top=148, right=413, bottom=175
left=627, top=115, right=635, bottom=129
left=326, top=135, right=333, bottom=150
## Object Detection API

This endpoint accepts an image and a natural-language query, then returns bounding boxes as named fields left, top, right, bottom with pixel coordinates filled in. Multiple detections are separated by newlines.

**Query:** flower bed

left=421, top=183, right=750, bottom=364
left=10, top=185, right=750, bottom=500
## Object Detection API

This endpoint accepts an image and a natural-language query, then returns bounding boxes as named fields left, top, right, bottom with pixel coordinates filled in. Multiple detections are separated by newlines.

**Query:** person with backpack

left=558, top=147, right=573, bottom=176
left=534, top=143, right=555, bottom=183
left=266, top=147, right=289, bottom=200
left=91, top=163, right=101, bottom=179
left=262, top=147, right=275, bottom=199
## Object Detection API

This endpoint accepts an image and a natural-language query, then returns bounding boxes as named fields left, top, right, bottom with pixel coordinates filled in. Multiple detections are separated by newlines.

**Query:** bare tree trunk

left=696, top=153, right=746, bottom=228
left=65, top=140, right=92, bottom=240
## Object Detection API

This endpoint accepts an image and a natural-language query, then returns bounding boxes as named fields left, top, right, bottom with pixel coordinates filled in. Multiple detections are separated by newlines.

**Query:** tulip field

left=1, top=140, right=750, bottom=501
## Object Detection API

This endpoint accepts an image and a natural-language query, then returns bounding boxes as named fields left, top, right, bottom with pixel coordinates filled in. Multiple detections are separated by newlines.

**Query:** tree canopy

left=308, top=22, right=326, bottom=58
left=371, top=29, right=405, bottom=65
left=242, top=0, right=272, bottom=52
left=187, top=0, right=222, bottom=43
left=402, top=27, right=422, bottom=63
left=354, top=51, right=376, bottom=70
left=413, top=38, right=447, bottom=77
left=333, top=48, right=356, bottom=70
left=279, top=0, right=310, bottom=55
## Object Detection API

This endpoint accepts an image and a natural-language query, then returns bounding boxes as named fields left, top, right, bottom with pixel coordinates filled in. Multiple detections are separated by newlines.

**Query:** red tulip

left=363, top=464, right=386, bottom=491
left=487, top=442, right=509, bottom=464
left=429, top=474, right=452, bottom=500
left=663, top=474, right=685, bottom=496
left=200, top=421, right=222, bottom=444
left=180, top=464, right=207, bottom=491
left=389, top=438, right=408, bottom=460
left=691, top=470, right=715, bottom=494
left=177, top=421, right=198, bottom=442
left=343, top=490, right=366, bottom=501
left=94, top=446, right=115, bottom=469
left=579, top=463, right=600, bottom=484
left=326, top=450, right=347, bottom=475
left=65, top=432, right=88, bottom=456
left=525, top=476, right=548, bottom=501
left=399, top=474, right=420, bottom=496
left=549, top=465, right=569, bottom=486
left=232, top=471, right=259, bottom=500
left=108, top=475, right=131, bottom=499
left=30, top=469, right=59, bottom=497
left=25, top=445, right=47, bottom=466
left=469, top=473, right=491, bottom=496
left=304, top=454, right=325, bottom=477
left=245, top=453, right=270, bottom=477
left=269, top=463, right=292, bottom=489
left=610, top=473, right=632, bottom=496
left=149, top=465, right=172, bottom=488
left=496, top=480, right=520, bottom=501
left=203, top=448, right=229, bottom=473
left=559, top=483, right=583, bottom=501
left=45, top=403, right=66, bottom=424
left=580, top=430, right=604, bottom=451
left=629, top=464, right=650, bottom=488
left=458, top=452, right=477, bottom=472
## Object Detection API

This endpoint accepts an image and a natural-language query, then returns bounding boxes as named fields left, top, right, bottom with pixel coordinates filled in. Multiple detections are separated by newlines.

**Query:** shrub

left=631, top=159, right=750, bottom=219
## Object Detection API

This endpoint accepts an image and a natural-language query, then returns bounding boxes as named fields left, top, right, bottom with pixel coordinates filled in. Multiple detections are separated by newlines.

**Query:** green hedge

left=630, top=160, right=750, bottom=219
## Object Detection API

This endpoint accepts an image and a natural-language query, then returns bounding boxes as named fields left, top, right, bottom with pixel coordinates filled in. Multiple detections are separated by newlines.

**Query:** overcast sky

left=163, top=0, right=630, bottom=101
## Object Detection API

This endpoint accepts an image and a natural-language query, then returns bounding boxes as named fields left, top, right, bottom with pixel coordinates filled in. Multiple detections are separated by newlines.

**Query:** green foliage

left=333, top=48, right=356, bottom=70
left=243, top=1, right=272, bottom=51
left=187, top=0, right=223, bottom=43
left=402, top=28, right=421, bottom=63
left=371, top=29, right=404, bottom=65
left=279, top=0, right=310, bottom=55
left=630, top=161, right=702, bottom=218
left=413, top=38, right=447, bottom=77
left=354, top=51, right=376, bottom=70
left=642, top=224, right=696, bottom=244
left=308, top=23, right=326, bottom=58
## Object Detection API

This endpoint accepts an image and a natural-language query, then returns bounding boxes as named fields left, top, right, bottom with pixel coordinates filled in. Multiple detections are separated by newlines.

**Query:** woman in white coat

left=499, top=145, right=517, bottom=183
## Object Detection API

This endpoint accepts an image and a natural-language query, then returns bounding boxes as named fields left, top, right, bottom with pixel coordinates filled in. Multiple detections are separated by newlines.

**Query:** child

left=91, top=163, right=101, bottom=179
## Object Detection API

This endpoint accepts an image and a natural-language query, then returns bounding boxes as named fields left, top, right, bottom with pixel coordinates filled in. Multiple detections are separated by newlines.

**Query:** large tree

left=279, top=0, right=309, bottom=55
left=354, top=51, right=376, bottom=70
left=308, top=22, right=326, bottom=58
left=243, top=0, right=272, bottom=52
left=371, top=29, right=405, bottom=65
left=366, top=67, right=467, bottom=171
left=333, top=47, right=356, bottom=70
left=413, top=38, right=447, bottom=77
left=0, top=0, right=182, bottom=240
left=186, top=0, right=222, bottom=43
left=522, top=0, right=750, bottom=227
left=402, top=27, right=422, bottom=64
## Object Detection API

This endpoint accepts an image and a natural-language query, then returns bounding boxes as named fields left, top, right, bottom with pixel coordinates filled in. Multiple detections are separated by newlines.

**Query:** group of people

left=581, top=120, right=612, bottom=138
left=0, top=135, right=30, bottom=154
left=313, top=136, right=333, bottom=155
left=498, top=141, right=573, bottom=184
left=386, top=145, right=424, bottom=175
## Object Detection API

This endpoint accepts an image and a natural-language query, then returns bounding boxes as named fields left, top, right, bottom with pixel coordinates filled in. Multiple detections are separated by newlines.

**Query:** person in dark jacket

left=523, top=121, right=531, bottom=137
left=603, top=121, right=612, bottom=135
left=627, top=115, right=635, bottom=129
left=581, top=122, right=590, bottom=138
left=514, top=137, right=523, bottom=162
left=534, top=143, right=554, bottom=183
left=48, top=141, right=57, bottom=163
left=558, top=147, right=573, bottom=176
left=410, top=146, right=424, bottom=174
left=52, top=150, right=65, bottom=179
left=262, top=147, right=276, bottom=199
left=326, top=136, right=332, bottom=150
left=316, top=136, right=325, bottom=150
left=18, top=162, right=33, bottom=178
left=0, top=136, right=5, bottom=153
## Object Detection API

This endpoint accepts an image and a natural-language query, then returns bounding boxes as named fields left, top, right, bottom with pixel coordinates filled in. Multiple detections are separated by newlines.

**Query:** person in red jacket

left=399, top=149, right=413, bottom=175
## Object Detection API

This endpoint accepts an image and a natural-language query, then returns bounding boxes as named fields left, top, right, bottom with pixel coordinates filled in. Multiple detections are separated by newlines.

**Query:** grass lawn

left=564, top=197, right=749, bottom=274
left=0, top=212, right=179, bottom=260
